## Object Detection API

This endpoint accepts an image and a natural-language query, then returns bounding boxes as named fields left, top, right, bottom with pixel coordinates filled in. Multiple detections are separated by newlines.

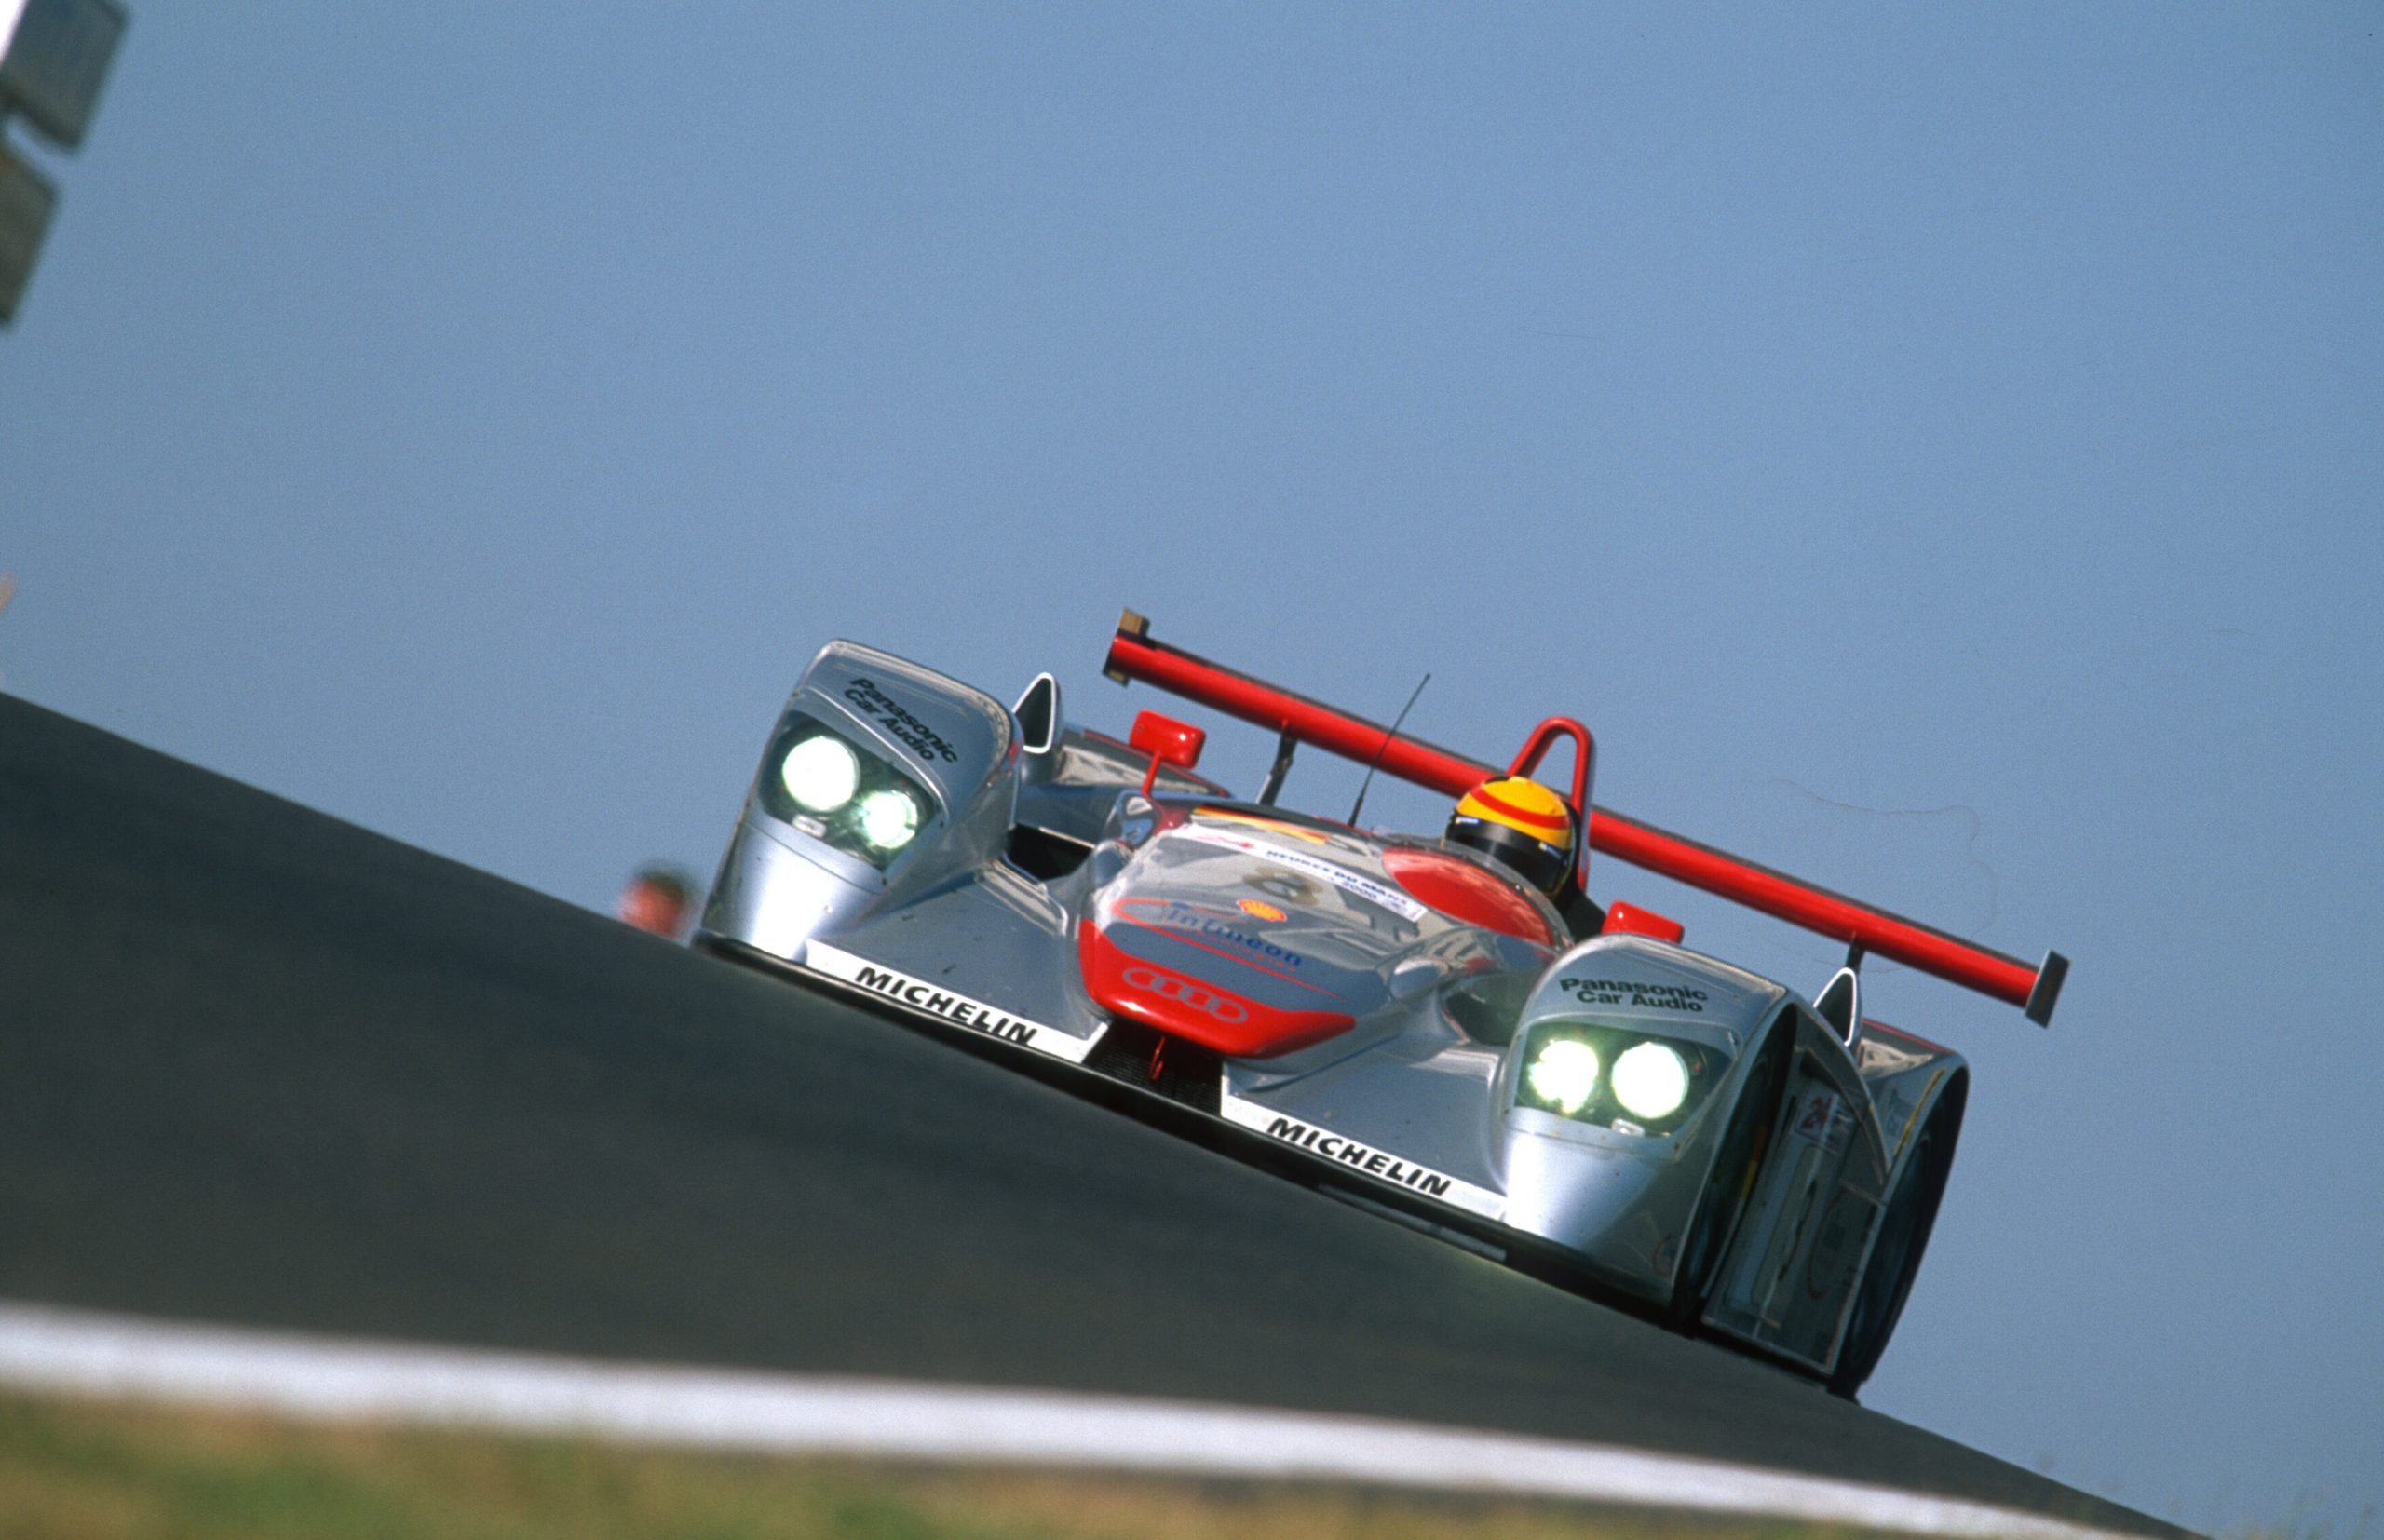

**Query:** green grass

left=0, top=1389, right=1848, bottom=1540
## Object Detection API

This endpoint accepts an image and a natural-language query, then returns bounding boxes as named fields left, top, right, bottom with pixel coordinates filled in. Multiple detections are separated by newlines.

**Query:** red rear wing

left=1103, top=610, right=2067, bottom=1026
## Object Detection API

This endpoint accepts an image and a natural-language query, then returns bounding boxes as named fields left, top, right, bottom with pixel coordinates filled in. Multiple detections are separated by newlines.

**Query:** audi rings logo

left=1122, top=966, right=1249, bottom=1023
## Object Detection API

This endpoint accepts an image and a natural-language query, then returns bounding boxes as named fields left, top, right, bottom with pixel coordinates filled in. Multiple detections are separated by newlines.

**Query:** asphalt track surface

left=0, top=697, right=2180, bottom=1535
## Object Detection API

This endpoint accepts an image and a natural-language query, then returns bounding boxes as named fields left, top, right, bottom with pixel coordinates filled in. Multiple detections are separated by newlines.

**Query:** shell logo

left=1238, top=898, right=1288, bottom=923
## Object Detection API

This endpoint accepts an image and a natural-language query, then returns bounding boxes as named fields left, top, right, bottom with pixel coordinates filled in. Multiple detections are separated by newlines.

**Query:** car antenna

left=1347, top=672, right=1430, bottom=827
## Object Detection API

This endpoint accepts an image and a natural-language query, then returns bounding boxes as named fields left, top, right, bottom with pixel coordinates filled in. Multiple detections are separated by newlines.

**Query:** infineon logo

left=806, top=942, right=1101, bottom=1063
left=1221, top=1095, right=1503, bottom=1220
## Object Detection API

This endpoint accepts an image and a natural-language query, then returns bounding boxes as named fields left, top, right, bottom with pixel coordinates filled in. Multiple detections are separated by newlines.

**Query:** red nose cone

left=1077, top=922, right=1353, bottom=1058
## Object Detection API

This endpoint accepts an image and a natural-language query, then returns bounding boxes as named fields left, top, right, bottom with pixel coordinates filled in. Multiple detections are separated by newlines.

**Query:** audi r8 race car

left=693, top=611, right=2069, bottom=1397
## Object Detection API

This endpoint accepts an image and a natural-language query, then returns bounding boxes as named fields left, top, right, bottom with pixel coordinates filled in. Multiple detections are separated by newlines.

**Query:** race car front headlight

left=855, top=787, right=921, bottom=851
left=756, top=709, right=939, bottom=870
left=1513, top=1022, right=1719, bottom=1136
left=780, top=735, right=861, bottom=813
left=1524, top=1038, right=1601, bottom=1114
left=1611, top=1040, right=1690, bottom=1120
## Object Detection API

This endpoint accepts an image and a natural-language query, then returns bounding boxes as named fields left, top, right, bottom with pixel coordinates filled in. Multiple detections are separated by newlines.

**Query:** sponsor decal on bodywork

left=1122, top=963, right=1248, bottom=1023
left=1129, top=898, right=1307, bottom=969
left=1179, top=827, right=1428, bottom=923
left=806, top=942, right=1100, bottom=1062
left=840, top=677, right=961, bottom=763
left=1559, top=977, right=1708, bottom=1013
left=1221, top=1094, right=1504, bottom=1220
left=1789, top=1089, right=1849, bottom=1151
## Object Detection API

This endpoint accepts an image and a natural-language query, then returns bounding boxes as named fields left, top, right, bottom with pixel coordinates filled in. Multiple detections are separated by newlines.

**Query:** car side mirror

left=1814, top=964, right=1862, bottom=1047
left=1013, top=673, right=1061, bottom=752
left=1012, top=673, right=1063, bottom=784
left=1131, top=709, right=1206, bottom=793
left=1602, top=900, right=1685, bottom=944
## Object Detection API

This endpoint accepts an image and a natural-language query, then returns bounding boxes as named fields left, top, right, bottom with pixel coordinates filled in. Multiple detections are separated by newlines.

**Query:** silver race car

left=695, top=611, right=2068, bottom=1397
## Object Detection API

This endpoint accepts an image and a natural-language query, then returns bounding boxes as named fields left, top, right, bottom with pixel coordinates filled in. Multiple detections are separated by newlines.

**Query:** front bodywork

left=697, top=640, right=1977, bottom=1388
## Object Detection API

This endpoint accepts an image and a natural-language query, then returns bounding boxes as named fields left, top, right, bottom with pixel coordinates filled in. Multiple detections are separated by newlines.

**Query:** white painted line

left=0, top=1301, right=2152, bottom=1540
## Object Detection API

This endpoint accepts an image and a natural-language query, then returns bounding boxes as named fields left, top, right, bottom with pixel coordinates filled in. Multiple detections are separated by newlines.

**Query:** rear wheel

left=1826, top=1086, right=1963, bottom=1398
left=1665, top=1026, right=1790, bottom=1328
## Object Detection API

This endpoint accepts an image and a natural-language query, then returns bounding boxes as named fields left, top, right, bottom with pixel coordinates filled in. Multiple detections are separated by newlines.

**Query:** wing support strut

left=1256, top=729, right=1299, bottom=806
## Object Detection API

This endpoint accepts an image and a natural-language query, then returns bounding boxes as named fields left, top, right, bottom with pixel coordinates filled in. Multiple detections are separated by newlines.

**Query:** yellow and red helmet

left=1445, top=777, right=1578, bottom=899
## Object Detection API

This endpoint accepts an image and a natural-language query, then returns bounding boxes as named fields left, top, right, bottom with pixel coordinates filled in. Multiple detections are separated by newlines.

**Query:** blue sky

left=5, top=6, right=2378, bottom=1531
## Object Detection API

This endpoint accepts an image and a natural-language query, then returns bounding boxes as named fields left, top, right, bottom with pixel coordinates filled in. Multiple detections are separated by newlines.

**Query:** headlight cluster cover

left=758, top=709, right=938, bottom=869
left=1513, top=1021, right=1723, bottom=1136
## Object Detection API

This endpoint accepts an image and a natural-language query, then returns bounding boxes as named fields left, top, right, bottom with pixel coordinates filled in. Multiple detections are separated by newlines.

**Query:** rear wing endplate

left=1104, top=610, right=2067, bottom=1026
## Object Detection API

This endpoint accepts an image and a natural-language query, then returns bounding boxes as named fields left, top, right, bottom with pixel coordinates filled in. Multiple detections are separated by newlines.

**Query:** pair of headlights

left=1517, top=1025, right=1716, bottom=1133
left=761, top=711, right=933, bottom=867
left=780, top=736, right=922, bottom=851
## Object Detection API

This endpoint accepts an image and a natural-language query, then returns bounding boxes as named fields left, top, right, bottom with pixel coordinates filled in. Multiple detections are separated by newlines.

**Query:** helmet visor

left=1446, top=814, right=1572, bottom=898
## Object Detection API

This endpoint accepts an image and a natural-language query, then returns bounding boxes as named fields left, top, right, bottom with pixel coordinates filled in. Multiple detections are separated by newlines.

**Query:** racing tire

left=1825, top=1081, right=1964, bottom=1399
left=1664, top=1023, right=1791, bottom=1330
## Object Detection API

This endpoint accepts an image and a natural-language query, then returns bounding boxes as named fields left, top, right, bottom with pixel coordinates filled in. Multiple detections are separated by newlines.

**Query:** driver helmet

left=1445, top=777, right=1577, bottom=899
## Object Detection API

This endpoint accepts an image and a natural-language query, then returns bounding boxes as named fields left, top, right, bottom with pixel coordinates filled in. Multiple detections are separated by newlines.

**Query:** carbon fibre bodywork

left=698, top=639, right=1974, bottom=1395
